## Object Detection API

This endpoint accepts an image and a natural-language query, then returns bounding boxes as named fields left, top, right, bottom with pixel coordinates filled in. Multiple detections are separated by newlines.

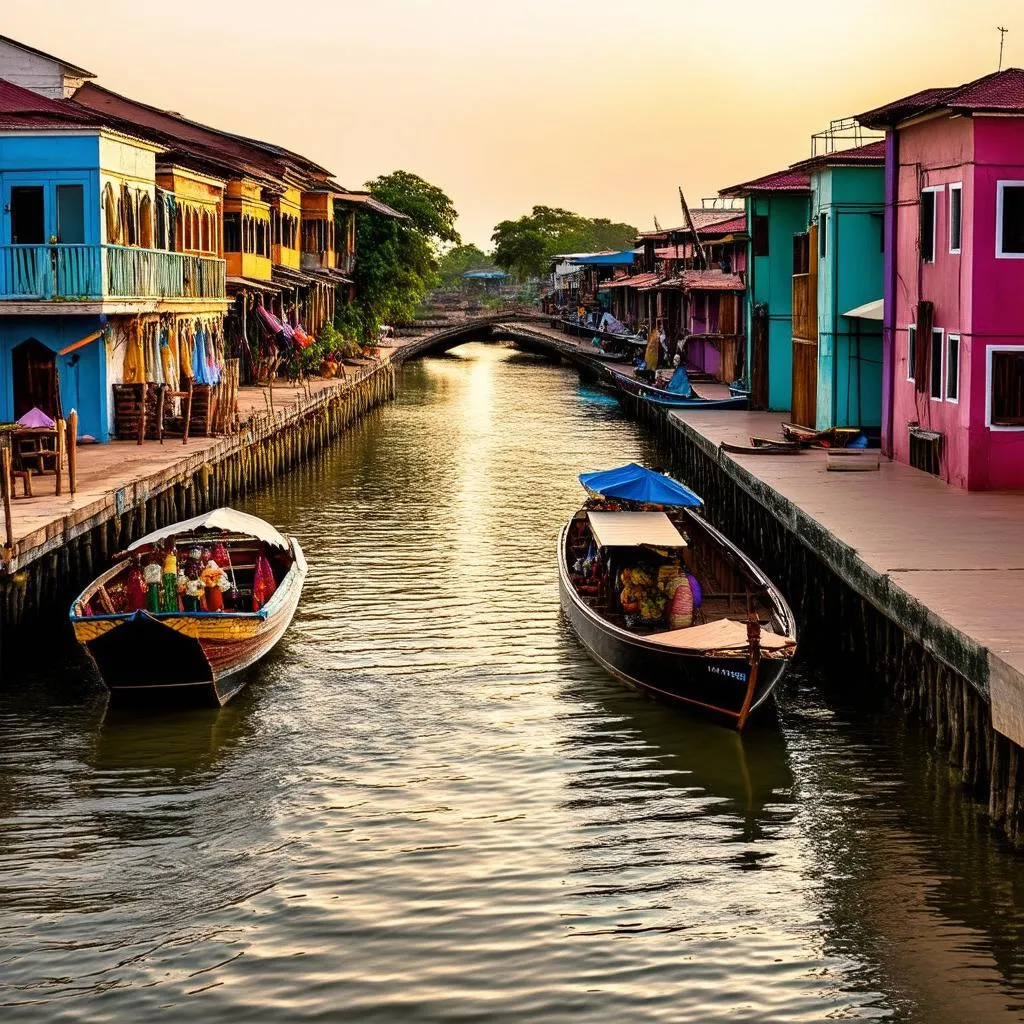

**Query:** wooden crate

left=112, top=383, right=164, bottom=441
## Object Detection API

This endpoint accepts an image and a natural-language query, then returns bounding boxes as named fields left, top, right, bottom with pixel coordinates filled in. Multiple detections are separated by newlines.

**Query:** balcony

left=0, top=244, right=227, bottom=303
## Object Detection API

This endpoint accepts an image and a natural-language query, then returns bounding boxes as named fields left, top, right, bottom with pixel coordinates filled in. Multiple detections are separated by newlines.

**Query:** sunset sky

left=6, top=0, right=1019, bottom=246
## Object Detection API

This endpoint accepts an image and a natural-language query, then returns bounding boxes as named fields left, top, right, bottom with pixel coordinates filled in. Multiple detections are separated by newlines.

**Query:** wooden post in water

left=66, top=411, right=78, bottom=495
left=1, top=447, right=12, bottom=553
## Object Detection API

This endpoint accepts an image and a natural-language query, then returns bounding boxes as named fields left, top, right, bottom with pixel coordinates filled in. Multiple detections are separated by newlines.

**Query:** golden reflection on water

left=1, top=343, right=1024, bottom=1022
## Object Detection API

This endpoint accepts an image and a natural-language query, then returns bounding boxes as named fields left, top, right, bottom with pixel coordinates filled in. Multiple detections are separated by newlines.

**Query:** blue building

left=0, top=71, right=227, bottom=441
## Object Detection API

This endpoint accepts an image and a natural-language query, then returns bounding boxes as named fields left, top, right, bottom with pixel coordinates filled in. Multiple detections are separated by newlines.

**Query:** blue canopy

left=569, top=251, right=636, bottom=266
left=463, top=270, right=506, bottom=280
left=578, top=463, right=703, bottom=507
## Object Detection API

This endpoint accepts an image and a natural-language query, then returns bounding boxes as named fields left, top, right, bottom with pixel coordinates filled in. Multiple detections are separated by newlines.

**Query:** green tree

left=491, top=206, right=638, bottom=280
left=339, top=171, right=460, bottom=342
left=437, top=243, right=496, bottom=287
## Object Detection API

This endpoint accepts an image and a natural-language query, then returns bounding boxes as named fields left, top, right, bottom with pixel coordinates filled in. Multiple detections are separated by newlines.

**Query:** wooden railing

left=0, top=245, right=226, bottom=301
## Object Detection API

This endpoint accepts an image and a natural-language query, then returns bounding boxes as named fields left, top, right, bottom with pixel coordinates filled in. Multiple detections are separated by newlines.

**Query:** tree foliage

left=339, top=170, right=460, bottom=341
left=437, top=243, right=496, bottom=287
left=490, top=206, right=638, bottom=280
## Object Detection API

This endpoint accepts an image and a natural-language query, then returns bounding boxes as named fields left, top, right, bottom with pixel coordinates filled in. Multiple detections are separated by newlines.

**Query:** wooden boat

left=641, top=391, right=749, bottom=410
left=559, top=466, right=796, bottom=730
left=781, top=423, right=862, bottom=448
left=608, top=366, right=750, bottom=410
left=720, top=440, right=806, bottom=456
left=70, top=508, right=306, bottom=707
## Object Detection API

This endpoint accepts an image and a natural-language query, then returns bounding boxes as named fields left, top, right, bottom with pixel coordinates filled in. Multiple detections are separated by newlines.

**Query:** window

left=929, top=327, right=944, bottom=399
left=949, top=184, right=962, bottom=253
left=818, top=213, right=827, bottom=258
left=10, top=186, right=45, bottom=244
left=920, top=189, right=936, bottom=262
left=56, top=184, right=84, bottom=244
left=906, top=325, right=917, bottom=381
left=792, top=232, right=809, bottom=274
left=946, top=334, right=960, bottom=402
left=996, top=181, right=1024, bottom=258
left=223, top=212, right=241, bottom=252
left=753, top=215, right=769, bottom=257
left=989, top=348, right=1024, bottom=427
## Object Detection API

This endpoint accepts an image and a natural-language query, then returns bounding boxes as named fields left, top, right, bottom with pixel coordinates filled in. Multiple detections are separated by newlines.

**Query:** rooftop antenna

left=998, top=25, right=1009, bottom=70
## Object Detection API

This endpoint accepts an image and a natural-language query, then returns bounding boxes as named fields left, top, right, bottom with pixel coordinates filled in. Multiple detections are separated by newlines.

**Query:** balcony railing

left=0, top=244, right=227, bottom=302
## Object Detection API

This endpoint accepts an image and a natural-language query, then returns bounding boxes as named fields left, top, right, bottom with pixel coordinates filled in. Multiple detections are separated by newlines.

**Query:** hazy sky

left=6, top=1, right=1019, bottom=246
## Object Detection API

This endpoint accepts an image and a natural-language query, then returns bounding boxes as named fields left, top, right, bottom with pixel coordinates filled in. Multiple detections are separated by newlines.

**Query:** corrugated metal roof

left=600, top=273, right=663, bottom=289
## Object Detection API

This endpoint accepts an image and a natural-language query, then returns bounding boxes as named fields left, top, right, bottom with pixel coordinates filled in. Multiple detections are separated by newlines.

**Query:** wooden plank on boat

left=721, top=442, right=806, bottom=456
left=647, top=619, right=795, bottom=652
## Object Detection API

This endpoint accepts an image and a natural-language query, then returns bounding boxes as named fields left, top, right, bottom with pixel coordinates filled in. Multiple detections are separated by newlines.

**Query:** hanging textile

left=159, top=327, right=177, bottom=387
left=122, top=320, right=145, bottom=383
left=179, top=321, right=194, bottom=379
left=203, top=326, right=221, bottom=384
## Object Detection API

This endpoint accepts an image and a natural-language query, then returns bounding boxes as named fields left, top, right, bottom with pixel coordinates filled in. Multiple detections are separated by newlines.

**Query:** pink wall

left=891, top=116, right=973, bottom=486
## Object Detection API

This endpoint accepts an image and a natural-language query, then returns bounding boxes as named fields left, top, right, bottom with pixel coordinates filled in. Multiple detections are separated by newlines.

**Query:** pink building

left=860, top=69, right=1024, bottom=490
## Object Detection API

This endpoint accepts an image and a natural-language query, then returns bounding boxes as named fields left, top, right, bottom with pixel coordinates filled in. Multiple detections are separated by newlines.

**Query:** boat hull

left=557, top=521, right=792, bottom=726
left=72, top=538, right=306, bottom=707
left=642, top=393, right=749, bottom=410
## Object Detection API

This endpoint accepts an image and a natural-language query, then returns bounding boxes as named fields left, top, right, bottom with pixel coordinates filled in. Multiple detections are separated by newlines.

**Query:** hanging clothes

left=179, top=321, right=194, bottom=379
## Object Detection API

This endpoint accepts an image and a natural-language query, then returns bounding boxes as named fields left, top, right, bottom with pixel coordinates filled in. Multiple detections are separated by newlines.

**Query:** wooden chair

left=161, top=378, right=194, bottom=445
left=11, top=423, right=64, bottom=495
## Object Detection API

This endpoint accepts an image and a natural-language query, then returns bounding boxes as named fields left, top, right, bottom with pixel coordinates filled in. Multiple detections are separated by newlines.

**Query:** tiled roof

left=601, top=273, right=663, bottom=289
left=789, top=139, right=886, bottom=172
left=858, top=69, right=1024, bottom=127
left=682, top=269, right=746, bottom=292
left=719, top=167, right=811, bottom=197
left=697, top=214, right=746, bottom=236
left=638, top=208, right=745, bottom=239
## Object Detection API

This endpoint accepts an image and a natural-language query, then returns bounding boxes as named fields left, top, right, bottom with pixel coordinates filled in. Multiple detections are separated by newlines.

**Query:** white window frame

left=985, top=345, right=1024, bottom=430
left=948, top=183, right=962, bottom=254
left=906, top=324, right=917, bottom=382
left=945, top=333, right=960, bottom=403
left=921, top=184, right=944, bottom=264
left=996, top=181, right=1024, bottom=259
left=929, top=327, right=945, bottom=401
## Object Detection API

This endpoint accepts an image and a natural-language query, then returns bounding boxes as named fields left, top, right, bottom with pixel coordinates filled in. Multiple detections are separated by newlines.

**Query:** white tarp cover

left=127, top=508, right=289, bottom=551
left=843, top=298, right=883, bottom=320
left=587, top=511, right=687, bottom=549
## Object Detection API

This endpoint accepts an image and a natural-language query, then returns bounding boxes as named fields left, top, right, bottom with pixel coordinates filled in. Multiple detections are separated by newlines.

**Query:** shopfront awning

left=586, top=511, right=687, bottom=549
left=843, top=298, right=884, bottom=320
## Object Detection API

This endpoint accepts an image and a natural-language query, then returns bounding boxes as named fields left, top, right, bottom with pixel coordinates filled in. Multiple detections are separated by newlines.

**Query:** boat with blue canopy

left=558, top=464, right=796, bottom=729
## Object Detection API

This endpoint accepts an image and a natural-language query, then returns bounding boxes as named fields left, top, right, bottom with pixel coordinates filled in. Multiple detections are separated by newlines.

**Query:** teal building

left=720, top=168, right=810, bottom=411
left=791, top=143, right=886, bottom=430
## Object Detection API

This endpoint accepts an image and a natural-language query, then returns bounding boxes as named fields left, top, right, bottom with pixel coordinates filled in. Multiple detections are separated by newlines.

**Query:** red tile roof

left=638, top=208, right=745, bottom=239
left=720, top=167, right=811, bottom=197
left=858, top=69, right=1024, bottom=127
left=682, top=269, right=746, bottom=292
left=789, top=139, right=886, bottom=172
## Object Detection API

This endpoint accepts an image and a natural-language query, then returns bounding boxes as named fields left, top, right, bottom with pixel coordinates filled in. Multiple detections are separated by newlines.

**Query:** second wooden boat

left=70, top=508, right=306, bottom=707
left=559, top=464, right=796, bottom=730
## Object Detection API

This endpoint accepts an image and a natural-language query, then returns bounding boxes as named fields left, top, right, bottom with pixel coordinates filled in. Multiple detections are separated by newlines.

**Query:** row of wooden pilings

left=616, top=392, right=1024, bottom=848
left=0, top=361, right=397, bottom=646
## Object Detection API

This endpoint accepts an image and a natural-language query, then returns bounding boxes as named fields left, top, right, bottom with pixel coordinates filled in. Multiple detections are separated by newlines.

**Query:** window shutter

left=915, top=300, right=933, bottom=393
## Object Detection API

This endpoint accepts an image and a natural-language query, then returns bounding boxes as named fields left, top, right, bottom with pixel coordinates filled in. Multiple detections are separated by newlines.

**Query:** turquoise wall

left=811, top=166, right=884, bottom=429
left=746, top=192, right=810, bottom=411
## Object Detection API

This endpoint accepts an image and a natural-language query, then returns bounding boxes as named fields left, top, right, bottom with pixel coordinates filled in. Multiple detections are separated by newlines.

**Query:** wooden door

left=12, top=339, right=59, bottom=420
left=791, top=223, right=818, bottom=427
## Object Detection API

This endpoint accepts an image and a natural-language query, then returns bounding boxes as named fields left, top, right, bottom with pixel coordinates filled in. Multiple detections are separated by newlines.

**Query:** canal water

left=3, top=341, right=1024, bottom=1023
